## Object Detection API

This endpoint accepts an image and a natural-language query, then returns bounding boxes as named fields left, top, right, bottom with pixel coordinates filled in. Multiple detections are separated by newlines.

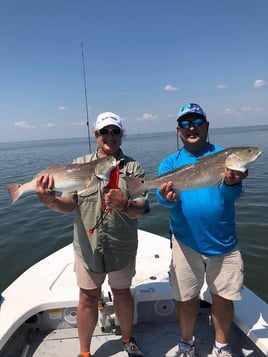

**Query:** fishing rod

left=81, top=42, right=92, bottom=153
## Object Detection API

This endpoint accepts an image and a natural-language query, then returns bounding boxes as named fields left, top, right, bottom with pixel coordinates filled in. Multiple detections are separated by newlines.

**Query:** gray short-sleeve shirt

left=62, top=149, right=149, bottom=273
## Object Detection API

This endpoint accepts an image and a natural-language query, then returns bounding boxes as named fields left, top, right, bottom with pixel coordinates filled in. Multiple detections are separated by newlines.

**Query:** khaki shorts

left=169, top=237, right=244, bottom=301
left=74, top=254, right=136, bottom=290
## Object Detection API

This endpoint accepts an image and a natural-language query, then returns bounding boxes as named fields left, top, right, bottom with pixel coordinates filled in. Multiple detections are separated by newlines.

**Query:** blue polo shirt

left=157, top=143, right=243, bottom=256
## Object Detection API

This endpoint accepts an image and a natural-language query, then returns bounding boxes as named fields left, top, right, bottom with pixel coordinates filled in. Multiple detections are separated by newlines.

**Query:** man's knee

left=79, top=287, right=101, bottom=308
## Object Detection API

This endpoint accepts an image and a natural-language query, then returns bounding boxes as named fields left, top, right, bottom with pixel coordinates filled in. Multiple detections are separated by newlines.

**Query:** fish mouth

left=249, top=149, right=262, bottom=163
left=256, top=150, right=262, bottom=159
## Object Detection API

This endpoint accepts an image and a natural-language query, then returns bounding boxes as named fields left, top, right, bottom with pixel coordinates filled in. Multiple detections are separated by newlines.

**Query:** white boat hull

left=0, top=230, right=267, bottom=356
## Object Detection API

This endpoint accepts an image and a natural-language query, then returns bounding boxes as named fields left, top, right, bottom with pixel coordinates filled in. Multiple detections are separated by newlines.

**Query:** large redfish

left=6, top=156, right=116, bottom=204
left=123, top=147, right=262, bottom=197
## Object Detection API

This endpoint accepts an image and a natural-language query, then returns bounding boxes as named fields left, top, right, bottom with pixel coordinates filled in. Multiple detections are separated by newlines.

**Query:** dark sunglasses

left=178, top=118, right=206, bottom=129
left=96, top=128, right=122, bottom=136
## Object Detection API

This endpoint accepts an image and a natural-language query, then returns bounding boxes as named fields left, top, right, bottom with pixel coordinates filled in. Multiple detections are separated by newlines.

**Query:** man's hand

left=224, top=169, right=248, bottom=186
left=159, top=181, right=178, bottom=202
left=36, top=174, right=56, bottom=205
left=103, top=188, right=127, bottom=211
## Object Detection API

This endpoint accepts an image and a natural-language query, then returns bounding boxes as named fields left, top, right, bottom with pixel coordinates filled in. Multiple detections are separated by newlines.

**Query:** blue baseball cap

left=177, top=103, right=206, bottom=121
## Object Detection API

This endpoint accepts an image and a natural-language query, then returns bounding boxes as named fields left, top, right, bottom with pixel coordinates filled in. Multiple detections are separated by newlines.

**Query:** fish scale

left=123, top=146, right=262, bottom=197
left=6, top=156, right=117, bottom=204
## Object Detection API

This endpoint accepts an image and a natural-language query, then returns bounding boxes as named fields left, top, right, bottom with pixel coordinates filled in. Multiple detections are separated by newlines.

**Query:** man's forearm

left=43, top=196, right=76, bottom=213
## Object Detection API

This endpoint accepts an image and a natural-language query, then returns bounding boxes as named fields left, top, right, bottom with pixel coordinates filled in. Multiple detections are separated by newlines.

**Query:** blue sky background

left=1, top=0, right=267, bottom=142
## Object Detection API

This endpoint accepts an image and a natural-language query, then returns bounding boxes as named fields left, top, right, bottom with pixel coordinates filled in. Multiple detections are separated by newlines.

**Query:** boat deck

left=1, top=230, right=268, bottom=357
left=19, top=304, right=265, bottom=357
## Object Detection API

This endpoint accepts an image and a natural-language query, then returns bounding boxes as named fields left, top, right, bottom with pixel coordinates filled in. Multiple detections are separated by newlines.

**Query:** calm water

left=0, top=126, right=267, bottom=302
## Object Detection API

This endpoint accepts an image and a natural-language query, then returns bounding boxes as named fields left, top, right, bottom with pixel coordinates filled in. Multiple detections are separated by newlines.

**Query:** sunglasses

left=178, top=118, right=206, bottom=129
left=96, top=128, right=122, bottom=136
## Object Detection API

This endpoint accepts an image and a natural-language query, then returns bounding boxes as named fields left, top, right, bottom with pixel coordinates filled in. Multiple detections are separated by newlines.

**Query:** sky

left=0, top=0, right=267, bottom=142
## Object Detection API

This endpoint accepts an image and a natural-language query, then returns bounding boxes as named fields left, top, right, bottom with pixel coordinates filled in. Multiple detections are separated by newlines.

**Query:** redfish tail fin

left=6, top=184, right=22, bottom=204
left=122, top=176, right=146, bottom=198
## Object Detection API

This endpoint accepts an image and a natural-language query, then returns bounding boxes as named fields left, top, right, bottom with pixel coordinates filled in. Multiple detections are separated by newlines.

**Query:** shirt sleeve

left=218, top=182, right=244, bottom=201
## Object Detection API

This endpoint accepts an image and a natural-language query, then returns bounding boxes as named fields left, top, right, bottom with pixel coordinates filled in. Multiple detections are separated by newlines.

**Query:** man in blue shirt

left=157, top=103, right=248, bottom=357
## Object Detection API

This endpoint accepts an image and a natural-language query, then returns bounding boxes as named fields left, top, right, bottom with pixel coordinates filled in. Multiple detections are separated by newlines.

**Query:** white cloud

left=40, top=123, right=57, bottom=128
left=253, top=80, right=266, bottom=89
left=217, top=84, right=229, bottom=89
left=142, top=113, right=158, bottom=120
left=58, top=106, right=67, bottom=111
left=164, top=84, right=178, bottom=91
left=240, top=107, right=264, bottom=113
left=224, top=108, right=235, bottom=115
left=14, top=121, right=36, bottom=129
left=224, top=107, right=264, bottom=117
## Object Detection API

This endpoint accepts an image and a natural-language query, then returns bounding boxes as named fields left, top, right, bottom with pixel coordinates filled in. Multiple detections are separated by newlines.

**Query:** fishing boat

left=0, top=229, right=267, bottom=357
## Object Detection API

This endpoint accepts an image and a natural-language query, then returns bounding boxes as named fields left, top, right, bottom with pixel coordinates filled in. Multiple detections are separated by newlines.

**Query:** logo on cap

left=178, top=103, right=206, bottom=120
left=95, top=112, right=123, bottom=130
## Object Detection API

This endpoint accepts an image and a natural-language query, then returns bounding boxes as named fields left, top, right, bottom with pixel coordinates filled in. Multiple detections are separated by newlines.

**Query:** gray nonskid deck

left=27, top=306, right=265, bottom=357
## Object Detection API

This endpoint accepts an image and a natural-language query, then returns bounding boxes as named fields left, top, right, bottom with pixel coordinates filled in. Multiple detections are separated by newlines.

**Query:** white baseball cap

left=95, top=112, right=123, bottom=130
